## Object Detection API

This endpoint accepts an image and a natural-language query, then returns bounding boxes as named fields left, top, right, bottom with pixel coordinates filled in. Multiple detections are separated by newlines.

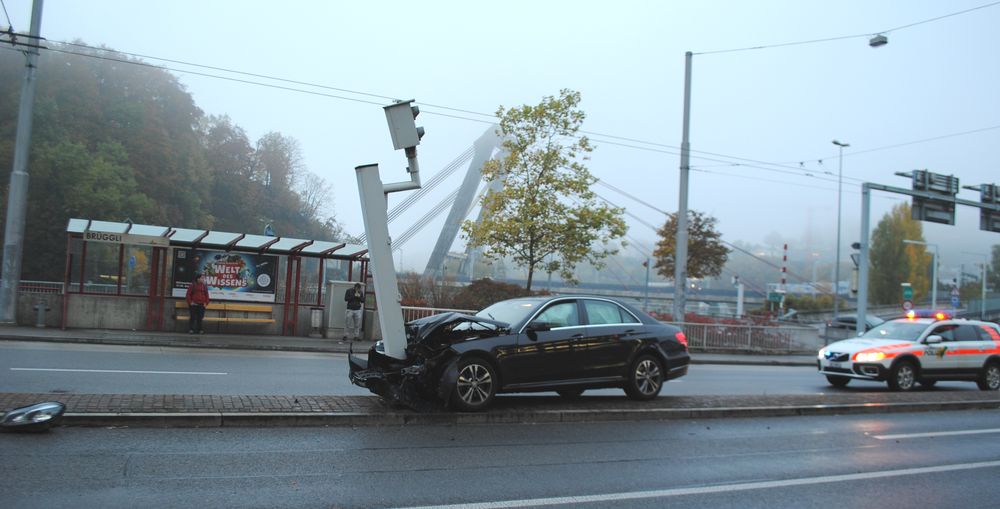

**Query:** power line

left=23, top=38, right=995, bottom=194
left=696, top=1, right=1000, bottom=55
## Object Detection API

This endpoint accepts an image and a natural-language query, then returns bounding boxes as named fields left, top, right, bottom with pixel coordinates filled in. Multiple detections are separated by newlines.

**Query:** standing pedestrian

left=186, top=273, right=210, bottom=334
left=344, top=283, right=364, bottom=341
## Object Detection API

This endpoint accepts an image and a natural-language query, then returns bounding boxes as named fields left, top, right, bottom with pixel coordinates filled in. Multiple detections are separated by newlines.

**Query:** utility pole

left=673, top=51, right=692, bottom=323
left=0, top=0, right=44, bottom=324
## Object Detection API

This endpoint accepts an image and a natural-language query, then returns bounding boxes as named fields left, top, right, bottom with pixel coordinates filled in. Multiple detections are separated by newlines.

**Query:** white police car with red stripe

left=817, top=311, right=1000, bottom=391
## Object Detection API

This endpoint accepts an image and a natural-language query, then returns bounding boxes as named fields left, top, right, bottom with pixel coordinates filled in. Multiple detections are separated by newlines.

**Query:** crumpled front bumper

left=348, top=346, right=448, bottom=412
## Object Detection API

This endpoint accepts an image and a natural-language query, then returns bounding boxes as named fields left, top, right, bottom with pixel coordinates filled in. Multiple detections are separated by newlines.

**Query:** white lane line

left=874, top=428, right=1000, bottom=440
left=391, top=460, right=1000, bottom=509
left=11, top=368, right=227, bottom=375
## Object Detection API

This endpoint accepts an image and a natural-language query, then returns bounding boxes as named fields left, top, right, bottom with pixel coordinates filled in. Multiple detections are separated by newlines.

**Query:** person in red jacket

left=185, top=273, right=210, bottom=334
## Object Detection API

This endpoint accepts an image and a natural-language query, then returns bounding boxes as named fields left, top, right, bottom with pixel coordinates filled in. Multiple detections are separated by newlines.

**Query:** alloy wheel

left=634, top=358, right=662, bottom=396
left=456, top=362, right=494, bottom=406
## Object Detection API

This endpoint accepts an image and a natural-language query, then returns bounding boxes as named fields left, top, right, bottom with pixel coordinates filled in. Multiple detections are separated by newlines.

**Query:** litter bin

left=34, top=301, right=50, bottom=328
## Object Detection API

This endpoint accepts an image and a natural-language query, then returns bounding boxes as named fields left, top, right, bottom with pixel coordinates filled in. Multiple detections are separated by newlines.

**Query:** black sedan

left=349, top=295, right=690, bottom=411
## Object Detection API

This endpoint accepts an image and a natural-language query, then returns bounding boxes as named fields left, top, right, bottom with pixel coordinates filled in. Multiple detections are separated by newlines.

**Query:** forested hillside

left=0, top=43, right=343, bottom=280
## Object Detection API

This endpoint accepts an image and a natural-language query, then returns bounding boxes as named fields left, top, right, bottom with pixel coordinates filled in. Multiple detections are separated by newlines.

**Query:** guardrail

left=676, top=322, right=822, bottom=354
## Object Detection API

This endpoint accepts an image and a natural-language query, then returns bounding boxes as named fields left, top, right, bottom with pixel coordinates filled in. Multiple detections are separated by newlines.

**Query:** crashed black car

left=349, top=295, right=690, bottom=411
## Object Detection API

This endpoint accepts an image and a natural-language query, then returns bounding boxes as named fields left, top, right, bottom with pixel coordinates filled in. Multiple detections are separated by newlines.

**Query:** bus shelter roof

left=67, top=218, right=368, bottom=259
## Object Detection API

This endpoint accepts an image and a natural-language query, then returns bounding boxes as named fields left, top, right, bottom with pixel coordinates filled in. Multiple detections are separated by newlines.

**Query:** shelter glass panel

left=82, top=242, right=120, bottom=294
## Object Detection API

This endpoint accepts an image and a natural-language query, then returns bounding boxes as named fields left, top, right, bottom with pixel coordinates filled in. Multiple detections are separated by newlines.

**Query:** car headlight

left=853, top=351, right=886, bottom=363
left=817, top=348, right=827, bottom=359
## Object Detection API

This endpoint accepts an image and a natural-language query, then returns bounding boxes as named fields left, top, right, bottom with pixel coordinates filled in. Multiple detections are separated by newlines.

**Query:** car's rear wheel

left=451, top=357, right=497, bottom=412
left=826, top=375, right=850, bottom=387
left=557, top=389, right=585, bottom=398
left=624, top=354, right=663, bottom=400
left=977, top=362, right=1000, bottom=391
left=887, top=360, right=917, bottom=391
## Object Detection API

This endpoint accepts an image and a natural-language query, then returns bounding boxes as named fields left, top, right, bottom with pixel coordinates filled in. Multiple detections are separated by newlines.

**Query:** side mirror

left=924, top=335, right=943, bottom=344
left=1, top=401, right=66, bottom=432
left=527, top=321, right=553, bottom=332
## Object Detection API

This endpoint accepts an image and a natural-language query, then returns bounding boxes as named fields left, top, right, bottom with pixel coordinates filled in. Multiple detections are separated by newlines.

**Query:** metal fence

left=17, top=280, right=63, bottom=294
left=677, top=322, right=822, bottom=354
left=401, top=306, right=476, bottom=322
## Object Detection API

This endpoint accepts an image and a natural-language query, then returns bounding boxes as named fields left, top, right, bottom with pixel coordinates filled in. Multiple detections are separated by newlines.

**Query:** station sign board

left=83, top=231, right=169, bottom=247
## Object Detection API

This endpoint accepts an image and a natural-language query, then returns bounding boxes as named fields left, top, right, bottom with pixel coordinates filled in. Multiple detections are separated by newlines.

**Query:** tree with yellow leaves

left=869, top=203, right=932, bottom=305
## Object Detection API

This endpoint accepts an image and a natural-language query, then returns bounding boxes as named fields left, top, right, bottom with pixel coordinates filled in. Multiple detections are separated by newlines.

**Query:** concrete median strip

left=51, top=398, right=1000, bottom=428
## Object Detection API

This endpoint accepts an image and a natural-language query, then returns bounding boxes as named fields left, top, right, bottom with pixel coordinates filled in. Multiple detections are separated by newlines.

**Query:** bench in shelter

left=174, top=301, right=275, bottom=324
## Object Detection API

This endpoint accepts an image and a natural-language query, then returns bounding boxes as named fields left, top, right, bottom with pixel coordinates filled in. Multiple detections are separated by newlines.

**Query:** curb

left=59, top=398, right=1000, bottom=428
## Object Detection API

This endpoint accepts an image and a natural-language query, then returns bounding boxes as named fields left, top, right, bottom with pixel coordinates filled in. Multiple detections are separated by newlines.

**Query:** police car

left=817, top=311, right=1000, bottom=391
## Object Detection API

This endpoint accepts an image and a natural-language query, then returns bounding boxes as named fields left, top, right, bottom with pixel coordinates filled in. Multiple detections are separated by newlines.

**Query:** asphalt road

left=0, top=341, right=983, bottom=397
left=2, top=409, right=999, bottom=508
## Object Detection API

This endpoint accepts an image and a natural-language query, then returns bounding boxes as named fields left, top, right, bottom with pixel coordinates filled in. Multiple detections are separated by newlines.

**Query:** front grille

left=824, top=352, right=850, bottom=362
left=823, top=366, right=852, bottom=374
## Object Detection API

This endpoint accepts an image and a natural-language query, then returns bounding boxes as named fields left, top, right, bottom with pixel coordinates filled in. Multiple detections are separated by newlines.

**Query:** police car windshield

left=859, top=320, right=929, bottom=341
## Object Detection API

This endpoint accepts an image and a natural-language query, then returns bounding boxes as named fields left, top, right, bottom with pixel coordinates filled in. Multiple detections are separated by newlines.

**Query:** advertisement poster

left=172, top=249, right=278, bottom=302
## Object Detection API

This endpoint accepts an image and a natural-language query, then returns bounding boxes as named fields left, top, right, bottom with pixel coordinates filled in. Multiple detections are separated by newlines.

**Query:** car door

left=576, top=299, right=641, bottom=380
left=506, top=299, right=583, bottom=386
left=921, top=323, right=959, bottom=375
left=953, top=324, right=993, bottom=371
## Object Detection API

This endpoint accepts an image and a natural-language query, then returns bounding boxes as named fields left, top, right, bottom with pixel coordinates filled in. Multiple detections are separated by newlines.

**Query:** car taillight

left=675, top=331, right=688, bottom=348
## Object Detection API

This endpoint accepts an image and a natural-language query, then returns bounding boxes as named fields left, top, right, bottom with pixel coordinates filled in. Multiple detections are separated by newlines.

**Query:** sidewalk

left=7, top=325, right=996, bottom=429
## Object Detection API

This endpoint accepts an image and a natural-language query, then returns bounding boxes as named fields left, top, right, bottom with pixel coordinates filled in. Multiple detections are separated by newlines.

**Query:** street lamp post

left=903, top=239, right=938, bottom=308
left=831, top=140, right=849, bottom=320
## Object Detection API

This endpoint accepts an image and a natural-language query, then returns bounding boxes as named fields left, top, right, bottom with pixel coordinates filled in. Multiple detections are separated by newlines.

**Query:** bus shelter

left=61, top=219, right=369, bottom=336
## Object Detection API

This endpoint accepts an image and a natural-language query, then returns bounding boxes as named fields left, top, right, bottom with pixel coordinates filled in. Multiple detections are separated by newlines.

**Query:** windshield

left=476, top=299, right=541, bottom=326
left=860, top=320, right=928, bottom=341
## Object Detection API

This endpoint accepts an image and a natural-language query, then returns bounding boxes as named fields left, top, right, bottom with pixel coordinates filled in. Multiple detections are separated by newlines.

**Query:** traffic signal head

left=384, top=99, right=425, bottom=150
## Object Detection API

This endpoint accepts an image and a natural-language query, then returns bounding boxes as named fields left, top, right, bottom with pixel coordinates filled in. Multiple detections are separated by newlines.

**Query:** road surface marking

left=11, top=368, right=227, bottom=375
left=391, top=460, right=1000, bottom=509
left=873, top=428, right=1000, bottom=440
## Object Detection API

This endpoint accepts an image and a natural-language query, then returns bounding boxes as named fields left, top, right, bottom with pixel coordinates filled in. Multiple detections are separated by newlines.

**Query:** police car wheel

left=977, top=362, right=1000, bottom=391
left=825, top=375, right=850, bottom=387
left=887, top=361, right=917, bottom=391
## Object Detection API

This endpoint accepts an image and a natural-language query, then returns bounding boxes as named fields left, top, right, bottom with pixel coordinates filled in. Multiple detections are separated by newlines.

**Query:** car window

left=953, top=325, right=983, bottom=342
left=861, top=320, right=927, bottom=341
left=930, top=324, right=959, bottom=342
left=979, top=325, right=1000, bottom=341
left=584, top=300, right=639, bottom=325
left=535, top=301, right=580, bottom=328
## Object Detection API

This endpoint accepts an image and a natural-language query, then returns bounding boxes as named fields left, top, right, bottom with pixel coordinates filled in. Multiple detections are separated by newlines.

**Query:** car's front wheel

left=625, top=354, right=663, bottom=400
left=977, top=362, right=1000, bottom=391
left=451, top=357, right=497, bottom=412
left=887, top=360, right=917, bottom=391
left=826, top=375, right=850, bottom=387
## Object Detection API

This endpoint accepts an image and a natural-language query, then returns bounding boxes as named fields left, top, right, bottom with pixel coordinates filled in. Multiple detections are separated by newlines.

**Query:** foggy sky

left=4, top=0, right=999, bottom=280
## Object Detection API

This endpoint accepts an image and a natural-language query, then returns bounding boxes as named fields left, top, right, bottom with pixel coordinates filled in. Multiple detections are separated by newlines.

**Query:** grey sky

left=4, top=0, right=999, bottom=279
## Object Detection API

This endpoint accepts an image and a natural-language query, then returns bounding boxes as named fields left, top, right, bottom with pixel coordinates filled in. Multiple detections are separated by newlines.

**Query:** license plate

left=827, top=361, right=842, bottom=369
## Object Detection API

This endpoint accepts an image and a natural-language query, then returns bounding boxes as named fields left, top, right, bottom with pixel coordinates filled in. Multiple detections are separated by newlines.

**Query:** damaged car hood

left=407, top=312, right=510, bottom=343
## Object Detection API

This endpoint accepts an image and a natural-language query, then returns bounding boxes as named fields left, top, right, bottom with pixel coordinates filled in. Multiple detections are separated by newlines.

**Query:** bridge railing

left=401, top=306, right=477, bottom=322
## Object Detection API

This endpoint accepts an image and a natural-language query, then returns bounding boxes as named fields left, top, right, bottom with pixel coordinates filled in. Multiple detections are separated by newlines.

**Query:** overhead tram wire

left=593, top=183, right=830, bottom=294
left=31, top=39, right=982, bottom=191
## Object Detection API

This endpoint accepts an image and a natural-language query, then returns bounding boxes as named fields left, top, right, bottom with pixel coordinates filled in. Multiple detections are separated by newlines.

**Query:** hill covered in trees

left=0, top=42, right=345, bottom=280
